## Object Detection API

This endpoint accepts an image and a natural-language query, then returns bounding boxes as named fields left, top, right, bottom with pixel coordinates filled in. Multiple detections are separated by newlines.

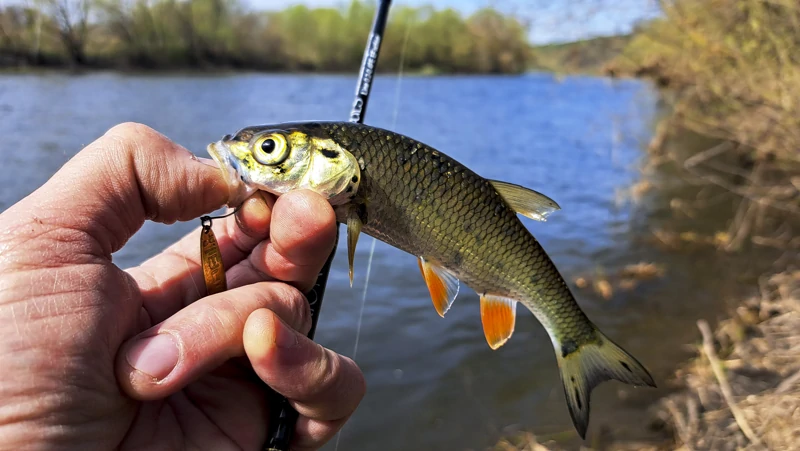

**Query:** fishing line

left=199, top=205, right=241, bottom=231
left=351, top=237, right=376, bottom=360
left=352, top=6, right=412, bottom=365
left=333, top=10, right=412, bottom=451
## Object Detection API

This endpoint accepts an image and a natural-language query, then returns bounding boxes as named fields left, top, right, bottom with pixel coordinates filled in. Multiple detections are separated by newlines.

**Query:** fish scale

left=325, top=122, right=589, bottom=337
left=208, top=120, right=656, bottom=439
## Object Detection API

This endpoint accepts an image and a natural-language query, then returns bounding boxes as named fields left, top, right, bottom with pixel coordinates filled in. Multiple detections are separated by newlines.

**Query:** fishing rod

left=263, top=1, right=392, bottom=450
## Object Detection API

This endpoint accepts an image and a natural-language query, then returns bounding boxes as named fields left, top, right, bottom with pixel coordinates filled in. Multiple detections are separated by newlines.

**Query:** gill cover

left=208, top=126, right=361, bottom=206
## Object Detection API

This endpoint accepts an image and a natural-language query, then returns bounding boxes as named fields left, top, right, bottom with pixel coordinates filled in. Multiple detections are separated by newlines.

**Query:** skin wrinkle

left=141, top=247, right=206, bottom=309
left=224, top=213, right=260, bottom=257
left=0, top=124, right=363, bottom=451
left=58, top=152, right=137, bottom=258
left=167, top=392, right=242, bottom=451
left=89, top=125, right=227, bottom=255
left=291, top=416, right=348, bottom=451
left=99, top=133, right=150, bottom=251
left=0, top=222, right=98, bottom=272
left=126, top=134, right=162, bottom=223
left=225, top=257, right=271, bottom=289
left=259, top=335, right=348, bottom=422
left=181, top=387, right=247, bottom=451
left=183, top=371, right=266, bottom=447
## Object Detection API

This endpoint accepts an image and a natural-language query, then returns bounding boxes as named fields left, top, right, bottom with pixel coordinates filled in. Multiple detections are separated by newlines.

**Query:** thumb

left=13, top=122, right=230, bottom=258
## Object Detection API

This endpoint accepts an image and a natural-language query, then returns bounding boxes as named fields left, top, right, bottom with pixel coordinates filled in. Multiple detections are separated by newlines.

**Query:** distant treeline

left=0, top=0, right=532, bottom=73
left=532, top=35, right=632, bottom=75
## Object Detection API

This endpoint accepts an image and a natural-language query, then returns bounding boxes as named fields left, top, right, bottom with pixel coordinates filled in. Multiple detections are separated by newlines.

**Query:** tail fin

left=556, top=328, right=656, bottom=439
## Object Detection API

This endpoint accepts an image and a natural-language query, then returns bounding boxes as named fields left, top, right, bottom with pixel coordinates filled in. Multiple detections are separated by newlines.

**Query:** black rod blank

left=264, top=1, right=392, bottom=450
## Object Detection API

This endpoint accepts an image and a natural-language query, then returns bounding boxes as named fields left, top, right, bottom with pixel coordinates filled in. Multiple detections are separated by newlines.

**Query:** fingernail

left=274, top=319, right=299, bottom=349
left=126, top=333, right=180, bottom=380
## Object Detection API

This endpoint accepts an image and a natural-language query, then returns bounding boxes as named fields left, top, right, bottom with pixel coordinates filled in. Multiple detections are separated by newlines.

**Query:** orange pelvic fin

left=479, top=294, right=518, bottom=350
left=417, top=257, right=459, bottom=317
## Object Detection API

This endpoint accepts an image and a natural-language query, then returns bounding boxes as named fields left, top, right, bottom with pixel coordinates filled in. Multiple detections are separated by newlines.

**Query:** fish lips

left=207, top=140, right=256, bottom=207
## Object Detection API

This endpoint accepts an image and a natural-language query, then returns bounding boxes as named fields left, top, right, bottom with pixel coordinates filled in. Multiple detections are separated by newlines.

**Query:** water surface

left=1, top=72, right=766, bottom=450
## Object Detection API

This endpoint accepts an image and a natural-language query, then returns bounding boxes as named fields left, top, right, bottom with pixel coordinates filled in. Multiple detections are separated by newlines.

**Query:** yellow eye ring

left=253, top=134, right=289, bottom=165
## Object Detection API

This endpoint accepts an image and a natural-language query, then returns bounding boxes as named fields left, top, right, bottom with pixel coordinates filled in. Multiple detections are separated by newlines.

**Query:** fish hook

left=199, top=206, right=240, bottom=296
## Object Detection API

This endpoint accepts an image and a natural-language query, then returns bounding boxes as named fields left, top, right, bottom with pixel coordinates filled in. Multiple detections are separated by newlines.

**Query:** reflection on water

left=0, top=72, right=778, bottom=450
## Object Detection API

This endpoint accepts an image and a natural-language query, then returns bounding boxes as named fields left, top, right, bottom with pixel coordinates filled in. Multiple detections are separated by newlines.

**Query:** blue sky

left=246, top=0, right=662, bottom=44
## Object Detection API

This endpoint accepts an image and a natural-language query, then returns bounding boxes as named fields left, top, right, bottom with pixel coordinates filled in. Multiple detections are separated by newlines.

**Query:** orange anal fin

left=480, top=294, right=518, bottom=350
left=417, top=256, right=460, bottom=317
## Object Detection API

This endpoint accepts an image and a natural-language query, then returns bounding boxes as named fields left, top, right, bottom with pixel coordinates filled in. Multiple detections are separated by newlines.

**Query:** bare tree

left=38, top=0, right=92, bottom=65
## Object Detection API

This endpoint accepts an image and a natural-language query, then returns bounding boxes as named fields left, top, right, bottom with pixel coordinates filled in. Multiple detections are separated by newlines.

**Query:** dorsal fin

left=479, top=294, right=518, bottom=349
left=489, top=180, right=560, bottom=222
left=417, top=257, right=459, bottom=317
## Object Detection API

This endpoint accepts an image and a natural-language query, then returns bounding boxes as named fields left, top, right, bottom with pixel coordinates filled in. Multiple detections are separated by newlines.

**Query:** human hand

left=0, top=123, right=365, bottom=450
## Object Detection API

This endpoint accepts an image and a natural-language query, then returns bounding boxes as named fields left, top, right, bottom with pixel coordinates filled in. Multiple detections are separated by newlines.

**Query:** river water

left=0, top=73, right=782, bottom=449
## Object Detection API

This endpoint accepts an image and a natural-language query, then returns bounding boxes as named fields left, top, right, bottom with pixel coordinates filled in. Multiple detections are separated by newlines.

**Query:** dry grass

left=609, top=0, right=800, bottom=250
left=494, top=270, right=800, bottom=450
left=573, top=262, right=666, bottom=300
left=651, top=270, right=800, bottom=450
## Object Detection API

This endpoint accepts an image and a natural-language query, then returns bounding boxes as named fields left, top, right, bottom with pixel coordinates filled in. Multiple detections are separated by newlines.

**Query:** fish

left=206, top=121, right=656, bottom=439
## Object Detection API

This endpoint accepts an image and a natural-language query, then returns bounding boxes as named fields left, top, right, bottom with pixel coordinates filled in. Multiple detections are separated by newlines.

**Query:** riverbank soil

left=494, top=270, right=800, bottom=451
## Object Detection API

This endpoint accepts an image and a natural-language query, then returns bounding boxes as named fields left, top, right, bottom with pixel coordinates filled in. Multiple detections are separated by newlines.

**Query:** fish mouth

left=207, top=140, right=255, bottom=207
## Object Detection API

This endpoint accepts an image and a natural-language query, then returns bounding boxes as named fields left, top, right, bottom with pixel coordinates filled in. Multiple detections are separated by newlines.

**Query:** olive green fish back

left=320, top=122, right=587, bottom=334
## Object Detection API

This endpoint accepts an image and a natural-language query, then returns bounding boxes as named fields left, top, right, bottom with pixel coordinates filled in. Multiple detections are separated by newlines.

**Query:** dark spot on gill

left=352, top=175, right=358, bottom=183
left=321, top=149, right=338, bottom=159
left=621, top=361, right=632, bottom=372
left=233, top=130, right=253, bottom=142
left=346, top=186, right=353, bottom=193
left=571, top=377, right=576, bottom=383
left=276, top=166, right=285, bottom=174
left=561, top=340, right=578, bottom=358
left=574, top=388, right=582, bottom=410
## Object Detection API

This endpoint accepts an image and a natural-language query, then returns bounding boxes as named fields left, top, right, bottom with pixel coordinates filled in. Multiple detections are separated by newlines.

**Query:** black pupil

left=261, top=139, right=276, bottom=154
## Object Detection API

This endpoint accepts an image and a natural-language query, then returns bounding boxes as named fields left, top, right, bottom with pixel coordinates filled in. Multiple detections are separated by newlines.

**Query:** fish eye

left=253, top=134, right=289, bottom=165
left=261, top=139, right=276, bottom=154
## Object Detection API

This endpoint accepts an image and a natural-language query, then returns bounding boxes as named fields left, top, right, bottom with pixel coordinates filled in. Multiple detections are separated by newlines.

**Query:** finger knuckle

left=188, top=301, right=236, bottom=341
left=313, top=348, right=341, bottom=397
left=105, top=122, right=157, bottom=139
left=271, top=283, right=311, bottom=332
left=344, top=356, right=367, bottom=401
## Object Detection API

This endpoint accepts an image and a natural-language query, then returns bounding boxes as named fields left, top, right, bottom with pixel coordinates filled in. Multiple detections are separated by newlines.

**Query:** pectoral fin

left=489, top=180, right=560, bottom=221
left=346, top=208, right=362, bottom=287
left=479, top=294, right=518, bottom=350
left=417, top=257, right=459, bottom=317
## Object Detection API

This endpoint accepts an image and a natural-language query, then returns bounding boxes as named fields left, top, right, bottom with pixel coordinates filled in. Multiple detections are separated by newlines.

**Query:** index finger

left=244, top=190, right=337, bottom=293
left=10, top=122, right=230, bottom=259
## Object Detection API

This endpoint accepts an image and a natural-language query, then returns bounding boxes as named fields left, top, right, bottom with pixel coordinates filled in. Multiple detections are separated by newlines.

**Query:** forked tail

left=555, top=327, right=656, bottom=439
